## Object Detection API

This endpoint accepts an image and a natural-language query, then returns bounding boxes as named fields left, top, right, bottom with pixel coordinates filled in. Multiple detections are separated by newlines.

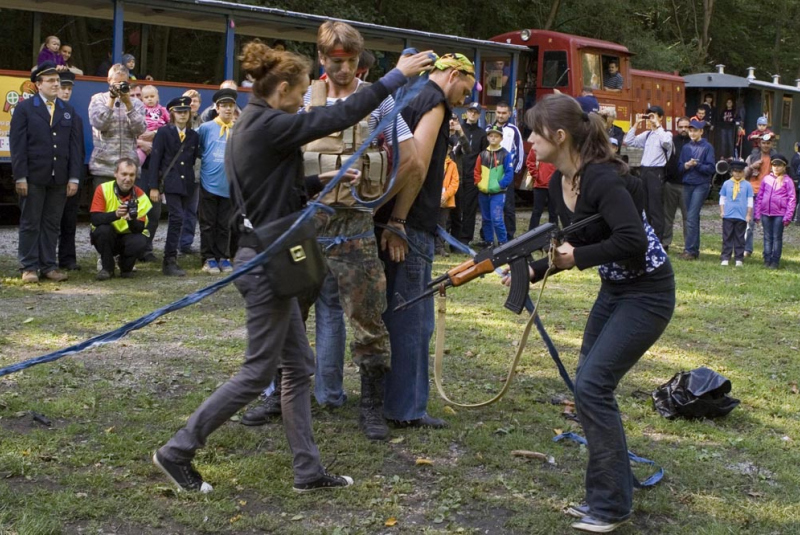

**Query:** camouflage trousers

left=299, top=209, right=390, bottom=372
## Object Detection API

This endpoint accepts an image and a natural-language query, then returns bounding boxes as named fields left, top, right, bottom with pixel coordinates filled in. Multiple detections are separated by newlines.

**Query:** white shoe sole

left=571, top=517, right=630, bottom=533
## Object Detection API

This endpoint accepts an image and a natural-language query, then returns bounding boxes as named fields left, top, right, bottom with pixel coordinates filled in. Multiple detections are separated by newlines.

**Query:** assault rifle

left=395, top=214, right=602, bottom=314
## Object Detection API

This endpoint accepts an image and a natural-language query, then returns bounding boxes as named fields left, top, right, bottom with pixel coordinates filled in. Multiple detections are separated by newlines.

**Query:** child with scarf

left=755, top=154, right=797, bottom=269
left=718, top=159, right=753, bottom=266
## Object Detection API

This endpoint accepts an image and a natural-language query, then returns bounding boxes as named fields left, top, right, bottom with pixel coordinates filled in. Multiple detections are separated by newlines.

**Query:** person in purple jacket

left=754, top=154, right=797, bottom=269
left=678, top=119, right=716, bottom=260
left=36, top=36, right=67, bottom=71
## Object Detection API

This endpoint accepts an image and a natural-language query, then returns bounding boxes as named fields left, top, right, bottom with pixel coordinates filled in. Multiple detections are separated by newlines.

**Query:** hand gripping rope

left=0, top=73, right=430, bottom=380
left=435, top=228, right=663, bottom=487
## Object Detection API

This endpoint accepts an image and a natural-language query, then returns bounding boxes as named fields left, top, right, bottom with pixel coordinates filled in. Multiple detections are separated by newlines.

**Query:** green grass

left=1, top=208, right=800, bottom=534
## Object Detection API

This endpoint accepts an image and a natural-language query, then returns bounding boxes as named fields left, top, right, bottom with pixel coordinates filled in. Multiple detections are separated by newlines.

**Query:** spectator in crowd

left=623, top=105, right=673, bottom=240
left=491, top=101, right=524, bottom=240
left=122, top=54, right=139, bottom=80
left=719, top=98, right=742, bottom=159
left=526, top=146, right=557, bottom=230
left=90, top=158, right=152, bottom=280
left=55, top=70, right=85, bottom=272
left=357, top=50, right=376, bottom=81
left=180, top=89, right=203, bottom=255
left=10, top=62, right=82, bottom=284
left=747, top=117, right=773, bottom=153
left=691, top=105, right=712, bottom=139
left=701, top=94, right=715, bottom=131
left=603, top=60, right=623, bottom=91
left=678, top=119, right=716, bottom=260
left=130, top=83, right=143, bottom=101
left=95, top=52, right=113, bottom=78
left=663, top=117, right=691, bottom=253
left=718, top=159, right=753, bottom=266
left=435, top=152, right=460, bottom=256
left=37, top=36, right=67, bottom=71
left=199, top=81, right=239, bottom=123
left=754, top=154, right=796, bottom=269
left=375, top=52, right=477, bottom=429
left=458, top=102, right=488, bottom=246
left=145, top=96, right=200, bottom=277
left=88, top=63, right=146, bottom=190
left=474, top=125, right=514, bottom=245
left=791, top=143, right=800, bottom=225
left=59, top=43, right=83, bottom=75
left=137, top=85, right=170, bottom=165
left=446, top=112, right=468, bottom=245
left=600, top=108, right=624, bottom=153
left=196, top=89, right=236, bottom=274
left=744, top=133, right=776, bottom=256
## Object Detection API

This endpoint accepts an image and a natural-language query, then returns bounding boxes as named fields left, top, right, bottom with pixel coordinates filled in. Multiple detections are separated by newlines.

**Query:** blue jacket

left=145, top=125, right=200, bottom=196
left=9, top=94, right=83, bottom=186
left=679, top=139, right=716, bottom=185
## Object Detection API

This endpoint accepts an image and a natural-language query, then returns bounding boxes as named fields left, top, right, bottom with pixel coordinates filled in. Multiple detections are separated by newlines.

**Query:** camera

left=110, top=81, right=130, bottom=96
left=125, top=199, right=138, bottom=220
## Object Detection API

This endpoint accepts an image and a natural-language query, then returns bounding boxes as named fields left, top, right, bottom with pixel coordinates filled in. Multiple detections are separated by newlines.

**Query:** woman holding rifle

left=153, top=41, right=433, bottom=493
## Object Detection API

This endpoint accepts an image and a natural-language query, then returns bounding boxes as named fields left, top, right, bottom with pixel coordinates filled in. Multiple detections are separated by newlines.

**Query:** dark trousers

left=575, top=284, right=675, bottom=523
left=721, top=218, right=746, bottom=261
left=503, top=186, right=516, bottom=239
left=448, top=182, right=464, bottom=242
left=18, top=182, right=67, bottom=274
left=91, top=225, right=147, bottom=274
left=159, top=247, right=323, bottom=485
left=661, top=182, right=687, bottom=250
left=459, top=180, right=479, bottom=244
left=199, top=186, right=232, bottom=261
left=135, top=178, right=161, bottom=256
left=164, top=191, right=194, bottom=259
left=58, top=190, right=80, bottom=268
left=640, top=167, right=665, bottom=240
left=180, top=185, right=200, bottom=251
left=435, top=207, right=451, bottom=252
left=529, top=187, right=557, bottom=231
left=720, top=128, right=736, bottom=159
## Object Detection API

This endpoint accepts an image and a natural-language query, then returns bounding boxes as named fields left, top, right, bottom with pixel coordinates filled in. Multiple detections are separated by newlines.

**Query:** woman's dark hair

left=525, top=93, right=627, bottom=185
left=239, top=39, right=311, bottom=100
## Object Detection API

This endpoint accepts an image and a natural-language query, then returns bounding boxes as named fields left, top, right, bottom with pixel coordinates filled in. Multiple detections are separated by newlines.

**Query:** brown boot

left=21, top=270, right=39, bottom=283
left=42, top=269, right=68, bottom=282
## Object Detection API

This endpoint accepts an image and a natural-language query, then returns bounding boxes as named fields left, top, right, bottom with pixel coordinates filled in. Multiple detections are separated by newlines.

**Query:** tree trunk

left=544, top=0, right=562, bottom=30
left=700, top=0, right=715, bottom=63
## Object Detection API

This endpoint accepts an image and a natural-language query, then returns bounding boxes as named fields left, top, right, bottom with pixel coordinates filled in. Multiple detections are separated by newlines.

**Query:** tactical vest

left=91, top=181, right=153, bottom=236
left=303, top=80, right=389, bottom=207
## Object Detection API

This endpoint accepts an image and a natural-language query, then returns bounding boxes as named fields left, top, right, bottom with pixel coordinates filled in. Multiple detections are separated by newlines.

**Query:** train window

left=581, top=52, right=602, bottom=91
left=763, top=91, right=774, bottom=125
left=781, top=96, right=792, bottom=129
left=480, top=58, right=512, bottom=106
left=542, top=51, right=568, bottom=88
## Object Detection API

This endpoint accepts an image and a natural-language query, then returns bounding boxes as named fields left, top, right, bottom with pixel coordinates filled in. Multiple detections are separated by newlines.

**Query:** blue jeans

left=761, top=215, right=785, bottom=265
left=381, top=226, right=435, bottom=421
left=576, top=283, right=675, bottom=523
left=313, top=270, right=348, bottom=407
left=479, top=192, right=508, bottom=244
left=745, top=220, right=754, bottom=254
left=682, top=182, right=710, bottom=256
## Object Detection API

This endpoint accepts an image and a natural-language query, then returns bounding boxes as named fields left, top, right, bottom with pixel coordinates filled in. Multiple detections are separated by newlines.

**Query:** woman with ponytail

left=516, top=94, right=675, bottom=532
left=153, top=41, right=434, bottom=494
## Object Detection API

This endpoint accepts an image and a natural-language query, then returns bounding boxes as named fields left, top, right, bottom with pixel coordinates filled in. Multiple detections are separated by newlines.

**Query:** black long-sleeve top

left=226, top=70, right=407, bottom=230
left=531, top=162, right=673, bottom=292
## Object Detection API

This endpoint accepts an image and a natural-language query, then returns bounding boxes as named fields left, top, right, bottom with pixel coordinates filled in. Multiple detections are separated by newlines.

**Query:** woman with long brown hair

left=522, top=94, right=675, bottom=532
left=153, top=41, right=433, bottom=493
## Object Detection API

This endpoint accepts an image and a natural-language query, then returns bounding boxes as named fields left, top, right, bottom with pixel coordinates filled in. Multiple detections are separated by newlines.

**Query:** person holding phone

left=678, top=118, right=716, bottom=260
left=622, top=106, right=673, bottom=241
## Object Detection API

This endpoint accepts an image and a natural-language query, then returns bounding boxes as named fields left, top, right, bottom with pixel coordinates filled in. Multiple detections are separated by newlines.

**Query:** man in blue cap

left=678, top=118, right=716, bottom=260
left=10, top=62, right=83, bottom=283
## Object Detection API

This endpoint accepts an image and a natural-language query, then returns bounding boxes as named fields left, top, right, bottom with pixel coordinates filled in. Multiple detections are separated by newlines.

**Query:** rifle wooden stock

left=449, top=258, right=495, bottom=286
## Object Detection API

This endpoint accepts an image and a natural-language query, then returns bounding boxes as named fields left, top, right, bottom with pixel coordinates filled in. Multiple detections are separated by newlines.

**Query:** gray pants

left=159, top=247, right=324, bottom=484
left=662, top=181, right=687, bottom=249
left=18, top=182, right=67, bottom=273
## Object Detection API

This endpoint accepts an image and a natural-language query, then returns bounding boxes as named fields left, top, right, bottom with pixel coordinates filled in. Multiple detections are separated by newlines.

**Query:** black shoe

left=120, top=270, right=135, bottom=279
left=152, top=451, right=213, bottom=493
left=96, top=269, right=112, bottom=281
left=293, top=470, right=354, bottom=493
left=179, top=247, right=198, bottom=256
left=240, top=392, right=282, bottom=426
left=571, top=515, right=630, bottom=533
left=359, top=369, right=389, bottom=441
left=389, top=414, right=447, bottom=429
left=140, top=252, right=158, bottom=263
left=162, top=258, right=186, bottom=277
left=61, top=263, right=81, bottom=271
left=565, top=503, right=590, bottom=519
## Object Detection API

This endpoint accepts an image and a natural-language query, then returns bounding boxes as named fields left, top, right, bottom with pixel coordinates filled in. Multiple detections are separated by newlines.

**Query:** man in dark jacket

left=10, top=62, right=82, bottom=283
left=458, top=101, right=488, bottom=245
left=663, top=117, right=690, bottom=252
left=679, top=119, right=716, bottom=260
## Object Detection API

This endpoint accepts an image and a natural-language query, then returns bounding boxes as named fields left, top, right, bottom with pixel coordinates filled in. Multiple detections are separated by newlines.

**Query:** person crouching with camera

left=90, top=157, right=152, bottom=281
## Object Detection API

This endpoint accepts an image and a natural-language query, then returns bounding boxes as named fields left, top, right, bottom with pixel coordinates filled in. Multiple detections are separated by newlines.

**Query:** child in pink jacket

left=754, top=153, right=796, bottom=269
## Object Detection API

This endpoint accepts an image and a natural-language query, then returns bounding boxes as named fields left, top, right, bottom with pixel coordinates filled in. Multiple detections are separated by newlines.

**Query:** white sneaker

left=720, top=260, right=729, bottom=266
left=735, top=260, right=743, bottom=267
left=97, top=256, right=103, bottom=272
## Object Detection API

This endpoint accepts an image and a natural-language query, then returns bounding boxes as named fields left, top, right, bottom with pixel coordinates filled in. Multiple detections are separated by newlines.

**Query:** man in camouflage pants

left=240, top=21, right=423, bottom=441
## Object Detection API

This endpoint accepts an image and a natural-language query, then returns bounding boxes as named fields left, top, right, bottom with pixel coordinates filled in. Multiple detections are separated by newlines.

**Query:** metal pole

left=32, top=12, right=41, bottom=67
left=224, top=16, right=235, bottom=81
left=112, top=0, right=124, bottom=65
left=472, top=48, right=481, bottom=106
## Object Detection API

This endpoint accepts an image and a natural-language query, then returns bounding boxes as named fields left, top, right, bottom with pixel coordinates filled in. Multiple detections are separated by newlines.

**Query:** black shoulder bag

left=228, top=131, right=327, bottom=300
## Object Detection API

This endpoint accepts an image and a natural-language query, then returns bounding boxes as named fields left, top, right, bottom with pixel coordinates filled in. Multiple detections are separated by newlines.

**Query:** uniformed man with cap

left=10, top=61, right=83, bottom=283
left=55, top=69, right=86, bottom=271
left=144, top=95, right=200, bottom=276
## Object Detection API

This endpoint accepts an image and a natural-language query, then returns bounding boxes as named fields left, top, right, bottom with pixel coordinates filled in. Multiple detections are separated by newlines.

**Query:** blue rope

left=0, top=74, right=430, bottom=379
left=436, top=225, right=662, bottom=487
left=317, top=230, right=374, bottom=251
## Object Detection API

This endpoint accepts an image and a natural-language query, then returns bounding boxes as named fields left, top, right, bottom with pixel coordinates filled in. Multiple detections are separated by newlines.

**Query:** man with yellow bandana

left=90, top=157, right=152, bottom=281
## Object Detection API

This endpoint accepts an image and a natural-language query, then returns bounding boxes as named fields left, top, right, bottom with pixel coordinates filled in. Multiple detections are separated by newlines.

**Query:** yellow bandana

left=433, top=53, right=475, bottom=76
left=214, top=117, right=233, bottom=140
left=731, top=176, right=744, bottom=200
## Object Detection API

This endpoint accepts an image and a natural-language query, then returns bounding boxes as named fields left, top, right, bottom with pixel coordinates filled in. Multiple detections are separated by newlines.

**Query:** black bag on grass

left=652, top=367, right=740, bottom=419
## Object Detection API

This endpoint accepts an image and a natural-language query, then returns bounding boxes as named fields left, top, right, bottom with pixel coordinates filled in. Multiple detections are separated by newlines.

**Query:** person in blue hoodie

left=678, top=119, right=716, bottom=260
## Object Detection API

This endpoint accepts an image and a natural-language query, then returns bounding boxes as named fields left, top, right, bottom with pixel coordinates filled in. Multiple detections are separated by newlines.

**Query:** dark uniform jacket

left=145, top=124, right=200, bottom=196
left=9, top=94, right=83, bottom=185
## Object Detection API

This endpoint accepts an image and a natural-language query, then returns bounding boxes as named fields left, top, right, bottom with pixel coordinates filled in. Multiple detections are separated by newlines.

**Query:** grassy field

left=1, top=207, right=800, bottom=534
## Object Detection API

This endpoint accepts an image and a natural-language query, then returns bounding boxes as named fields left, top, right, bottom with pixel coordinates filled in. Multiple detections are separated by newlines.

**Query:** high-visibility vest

left=92, top=181, right=153, bottom=236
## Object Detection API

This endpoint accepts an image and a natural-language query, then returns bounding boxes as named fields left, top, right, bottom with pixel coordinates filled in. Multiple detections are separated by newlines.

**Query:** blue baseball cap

left=689, top=119, right=705, bottom=129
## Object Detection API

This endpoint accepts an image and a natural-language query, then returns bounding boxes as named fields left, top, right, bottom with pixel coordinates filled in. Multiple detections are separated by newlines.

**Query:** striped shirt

left=302, top=79, right=413, bottom=144
left=623, top=127, right=673, bottom=167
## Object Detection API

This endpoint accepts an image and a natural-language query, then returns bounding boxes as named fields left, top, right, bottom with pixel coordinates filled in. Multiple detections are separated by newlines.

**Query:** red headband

left=326, top=46, right=357, bottom=58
